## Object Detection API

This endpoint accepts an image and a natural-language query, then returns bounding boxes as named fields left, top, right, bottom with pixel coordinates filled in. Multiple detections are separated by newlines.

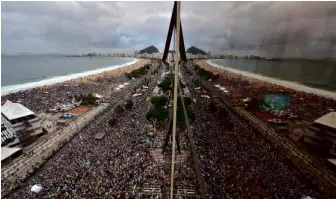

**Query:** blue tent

left=145, top=139, right=151, bottom=145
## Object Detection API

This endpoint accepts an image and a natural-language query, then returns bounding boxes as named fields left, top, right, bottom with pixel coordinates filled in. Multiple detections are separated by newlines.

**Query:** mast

left=170, top=1, right=181, bottom=199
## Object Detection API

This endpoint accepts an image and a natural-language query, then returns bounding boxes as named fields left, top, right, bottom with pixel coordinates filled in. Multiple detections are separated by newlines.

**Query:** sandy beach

left=1, top=58, right=149, bottom=95
left=205, top=60, right=336, bottom=99
left=70, top=58, right=149, bottom=84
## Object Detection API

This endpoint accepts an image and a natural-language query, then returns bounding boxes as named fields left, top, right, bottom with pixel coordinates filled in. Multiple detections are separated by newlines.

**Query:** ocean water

left=1, top=55, right=136, bottom=95
left=210, top=59, right=336, bottom=92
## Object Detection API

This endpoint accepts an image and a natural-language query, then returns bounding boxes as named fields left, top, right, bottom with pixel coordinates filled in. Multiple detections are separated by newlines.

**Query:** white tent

left=1, top=147, right=22, bottom=162
left=133, top=94, right=142, bottom=97
left=242, top=97, right=251, bottom=102
left=95, top=94, right=103, bottom=99
left=314, top=112, right=336, bottom=130
left=327, top=159, right=336, bottom=167
left=1, top=100, right=35, bottom=120
left=31, top=184, right=43, bottom=193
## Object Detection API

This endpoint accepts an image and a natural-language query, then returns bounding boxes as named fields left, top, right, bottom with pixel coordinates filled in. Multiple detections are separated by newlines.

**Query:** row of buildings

left=81, top=52, right=129, bottom=57
left=81, top=51, right=267, bottom=60
left=133, top=52, right=210, bottom=59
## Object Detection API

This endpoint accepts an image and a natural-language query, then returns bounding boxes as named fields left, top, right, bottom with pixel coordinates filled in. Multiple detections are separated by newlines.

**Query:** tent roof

left=314, top=112, right=336, bottom=130
left=1, top=100, right=35, bottom=121
left=327, top=159, right=336, bottom=166
left=1, top=146, right=22, bottom=161
left=95, top=94, right=103, bottom=98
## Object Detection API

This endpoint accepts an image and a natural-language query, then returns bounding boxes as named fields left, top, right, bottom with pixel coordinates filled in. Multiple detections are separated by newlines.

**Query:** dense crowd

left=5, top=58, right=325, bottom=198
left=196, top=61, right=336, bottom=122
left=194, top=99, right=320, bottom=198
left=1, top=60, right=149, bottom=114
left=4, top=62, right=157, bottom=198
left=179, top=66, right=321, bottom=199
left=4, top=61, right=197, bottom=199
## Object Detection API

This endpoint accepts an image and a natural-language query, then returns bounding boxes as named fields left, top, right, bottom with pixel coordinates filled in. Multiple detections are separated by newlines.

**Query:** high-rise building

left=207, top=51, right=211, bottom=58
left=134, top=51, right=138, bottom=57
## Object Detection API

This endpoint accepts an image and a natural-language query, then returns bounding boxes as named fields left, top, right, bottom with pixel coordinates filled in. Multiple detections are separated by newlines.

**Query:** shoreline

left=206, top=60, right=336, bottom=99
left=1, top=58, right=140, bottom=96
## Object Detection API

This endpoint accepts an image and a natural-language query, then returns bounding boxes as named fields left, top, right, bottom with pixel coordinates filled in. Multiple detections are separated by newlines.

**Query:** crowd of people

left=3, top=61, right=198, bottom=199
left=179, top=66, right=322, bottom=198
left=4, top=58, right=328, bottom=198
left=196, top=61, right=336, bottom=122
left=1, top=60, right=149, bottom=114
left=193, top=99, right=320, bottom=198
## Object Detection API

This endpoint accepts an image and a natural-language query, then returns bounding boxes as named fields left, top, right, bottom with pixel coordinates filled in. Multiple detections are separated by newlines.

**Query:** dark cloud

left=1, top=1, right=336, bottom=58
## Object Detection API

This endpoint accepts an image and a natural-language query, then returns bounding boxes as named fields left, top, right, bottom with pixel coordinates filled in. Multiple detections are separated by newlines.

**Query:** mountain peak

left=186, top=46, right=207, bottom=55
left=138, top=46, right=159, bottom=54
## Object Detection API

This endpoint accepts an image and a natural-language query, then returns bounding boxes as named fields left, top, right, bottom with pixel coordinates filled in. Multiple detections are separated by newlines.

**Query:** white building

left=1, top=100, right=43, bottom=137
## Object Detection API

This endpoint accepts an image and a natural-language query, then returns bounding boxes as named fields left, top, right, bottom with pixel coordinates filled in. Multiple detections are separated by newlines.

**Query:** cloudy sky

left=2, top=1, right=336, bottom=58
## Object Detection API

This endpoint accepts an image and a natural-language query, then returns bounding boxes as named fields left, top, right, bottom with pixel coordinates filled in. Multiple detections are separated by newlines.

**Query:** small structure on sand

left=94, top=133, right=106, bottom=140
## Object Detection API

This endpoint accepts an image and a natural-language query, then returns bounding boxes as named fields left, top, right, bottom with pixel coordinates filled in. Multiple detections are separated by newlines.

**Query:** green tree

left=177, top=97, right=192, bottom=107
left=125, top=99, right=134, bottom=110
left=151, top=96, right=168, bottom=107
left=115, top=104, right=125, bottom=115
left=209, top=101, right=217, bottom=113
left=146, top=106, right=169, bottom=122
left=158, top=76, right=172, bottom=92
left=109, top=118, right=117, bottom=127
left=176, top=107, right=195, bottom=126
left=197, top=68, right=214, bottom=80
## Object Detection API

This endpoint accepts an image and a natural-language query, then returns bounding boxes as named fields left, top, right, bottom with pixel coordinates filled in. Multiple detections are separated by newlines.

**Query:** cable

left=170, top=2, right=180, bottom=199
left=177, top=66, right=206, bottom=199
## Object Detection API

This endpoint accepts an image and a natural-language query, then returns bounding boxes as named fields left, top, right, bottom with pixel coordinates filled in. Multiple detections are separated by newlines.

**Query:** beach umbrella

left=31, top=184, right=43, bottom=193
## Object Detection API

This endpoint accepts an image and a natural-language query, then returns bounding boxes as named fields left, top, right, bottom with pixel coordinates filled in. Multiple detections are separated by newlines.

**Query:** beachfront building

left=302, top=112, right=336, bottom=158
left=1, top=100, right=43, bottom=146
left=1, top=123, right=16, bottom=147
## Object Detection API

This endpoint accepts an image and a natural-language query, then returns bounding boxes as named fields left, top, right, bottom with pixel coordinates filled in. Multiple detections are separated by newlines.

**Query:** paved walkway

left=1, top=103, right=109, bottom=182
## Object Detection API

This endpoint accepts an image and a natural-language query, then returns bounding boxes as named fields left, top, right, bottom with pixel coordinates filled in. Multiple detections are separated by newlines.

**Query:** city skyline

left=2, top=2, right=336, bottom=59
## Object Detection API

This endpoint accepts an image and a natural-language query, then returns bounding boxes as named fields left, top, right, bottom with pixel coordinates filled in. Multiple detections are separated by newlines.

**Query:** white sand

left=206, top=60, right=336, bottom=99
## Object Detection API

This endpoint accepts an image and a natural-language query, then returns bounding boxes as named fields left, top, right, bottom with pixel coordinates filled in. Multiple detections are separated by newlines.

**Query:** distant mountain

left=186, top=46, right=207, bottom=55
left=138, top=46, right=159, bottom=54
